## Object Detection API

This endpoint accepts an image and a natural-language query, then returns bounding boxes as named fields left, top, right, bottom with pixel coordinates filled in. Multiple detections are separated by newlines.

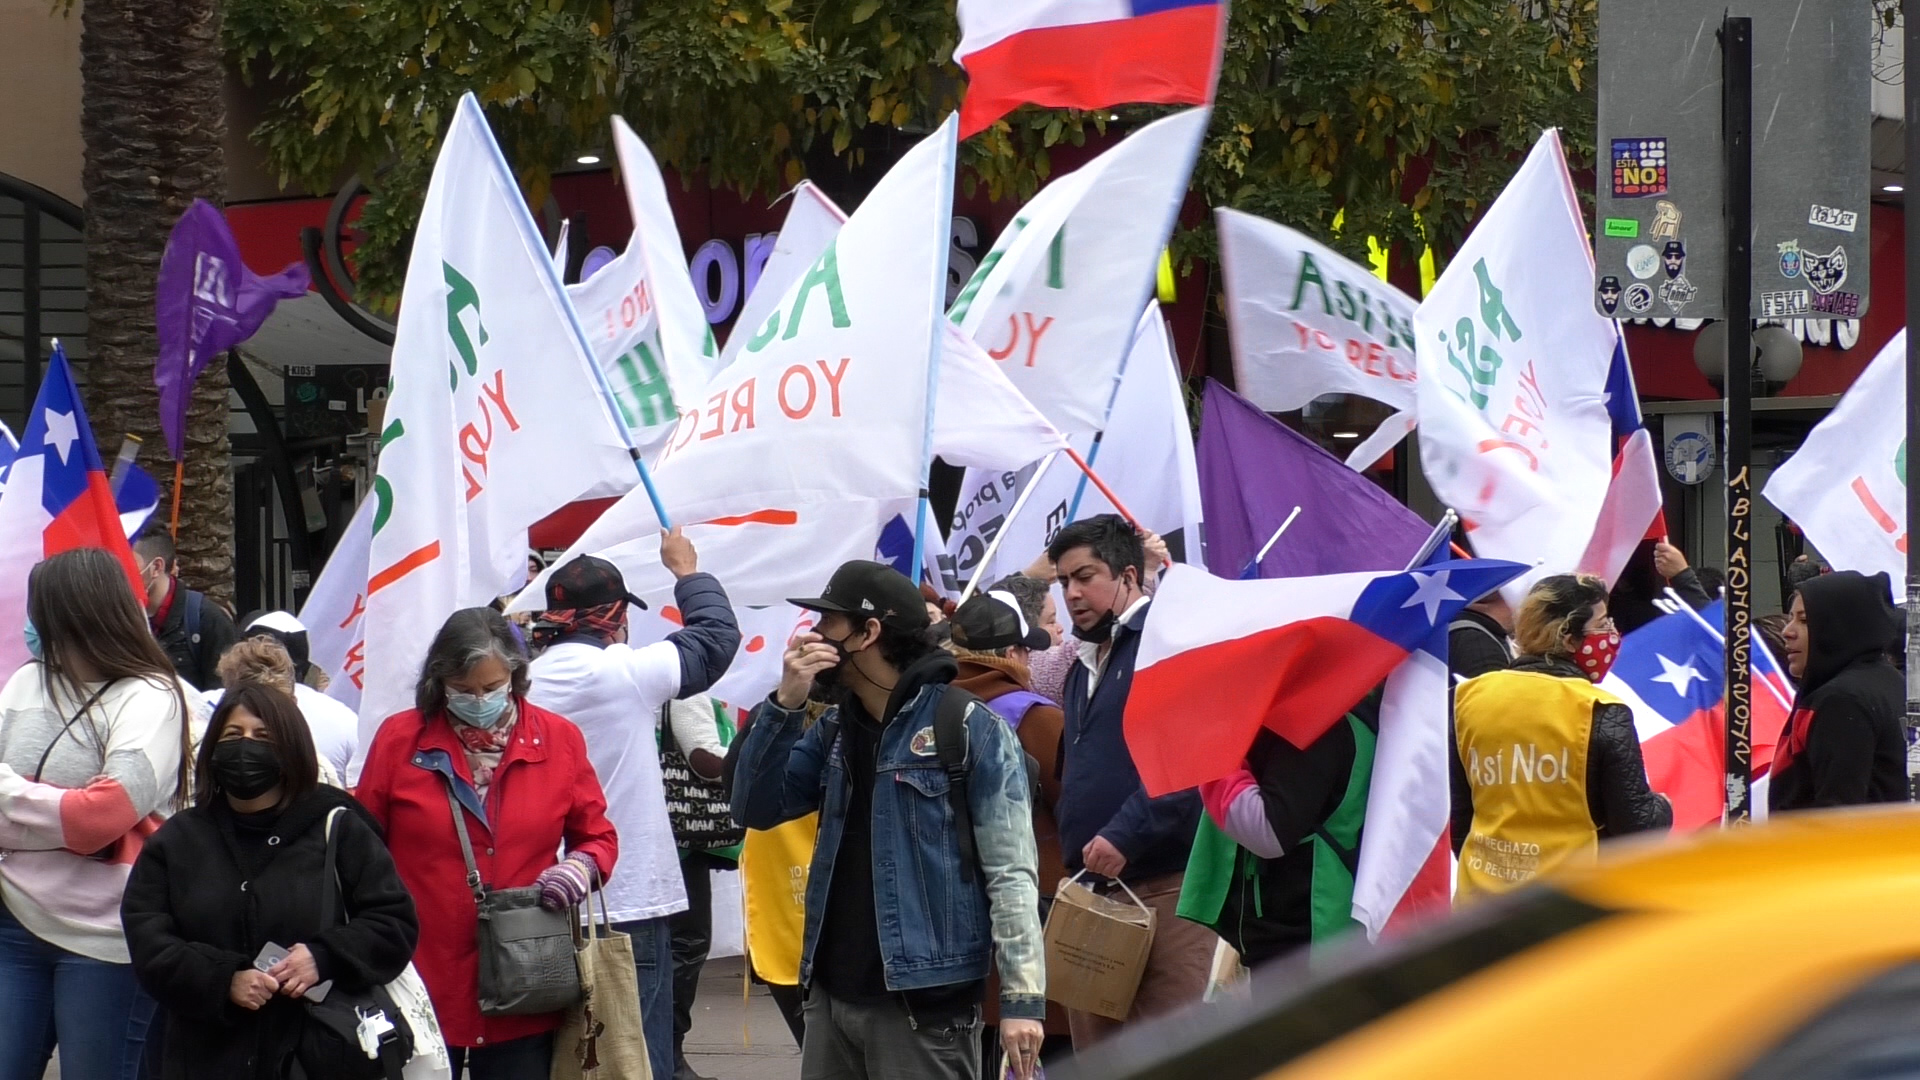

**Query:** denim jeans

left=0, top=901, right=154, bottom=1080
left=612, top=915, right=674, bottom=1080
left=448, top=1031, right=555, bottom=1080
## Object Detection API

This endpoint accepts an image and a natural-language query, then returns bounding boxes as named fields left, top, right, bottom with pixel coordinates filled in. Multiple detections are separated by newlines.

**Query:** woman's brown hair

left=1513, top=574, right=1611, bottom=659
left=193, top=683, right=318, bottom=810
left=216, top=637, right=297, bottom=695
left=27, top=548, right=193, bottom=809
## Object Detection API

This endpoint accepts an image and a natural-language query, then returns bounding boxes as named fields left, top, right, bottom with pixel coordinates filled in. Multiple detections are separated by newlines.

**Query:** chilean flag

left=1576, top=336, right=1666, bottom=586
left=0, top=343, right=145, bottom=677
left=1126, top=558, right=1527, bottom=798
left=955, top=0, right=1227, bottom=138
left=1600, top=600, right=1793, bottom=829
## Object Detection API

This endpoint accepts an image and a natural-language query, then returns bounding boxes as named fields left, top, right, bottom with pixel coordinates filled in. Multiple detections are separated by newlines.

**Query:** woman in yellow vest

left=1451, top=574, right=1672, bottom=902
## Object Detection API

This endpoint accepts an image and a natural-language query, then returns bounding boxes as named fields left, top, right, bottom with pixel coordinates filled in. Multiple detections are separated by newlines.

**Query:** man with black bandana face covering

left=1044, top=515, right=1213, bottom=1050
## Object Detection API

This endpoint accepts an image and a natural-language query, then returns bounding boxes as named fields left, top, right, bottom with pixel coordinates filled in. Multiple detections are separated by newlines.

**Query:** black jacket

left=1770, top=571, right=1907, bottom=812
left=1059, top=602, right=1202, bottom=883
left=152, top=583, right=239, bottom=692
left=123, top=787, right=419, bottom=1080
left=1450, top=656, right=1672, bottom=850
left=1216, top=696, right=1375, bottom=968
left=1448, top=609, right=1513, bottom=682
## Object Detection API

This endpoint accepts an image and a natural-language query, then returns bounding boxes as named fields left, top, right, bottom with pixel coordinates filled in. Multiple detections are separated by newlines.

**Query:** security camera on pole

left=1596, top=0, right=1873, bottom=822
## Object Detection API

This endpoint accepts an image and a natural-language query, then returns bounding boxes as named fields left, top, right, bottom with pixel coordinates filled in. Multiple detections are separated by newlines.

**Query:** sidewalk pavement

left=683, top=955, right=804, bottom=1080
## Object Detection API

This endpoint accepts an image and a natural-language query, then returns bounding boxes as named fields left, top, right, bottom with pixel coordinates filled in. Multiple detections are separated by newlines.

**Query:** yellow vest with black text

left=1454, top=670, right=1612, bottom=903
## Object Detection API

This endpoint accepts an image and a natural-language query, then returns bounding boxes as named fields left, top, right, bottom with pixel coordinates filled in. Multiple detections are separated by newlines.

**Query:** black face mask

left=1071, top=577, right=1137, bottom=645
left=812, top=631, right=858, bottom=695
left=212, top=739, right=283, bottom=801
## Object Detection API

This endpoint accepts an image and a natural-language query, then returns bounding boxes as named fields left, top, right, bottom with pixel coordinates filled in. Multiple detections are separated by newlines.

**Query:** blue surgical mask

left=24, top=619, right=42, bottom=661
left=446, top=686, right=512, bottom=729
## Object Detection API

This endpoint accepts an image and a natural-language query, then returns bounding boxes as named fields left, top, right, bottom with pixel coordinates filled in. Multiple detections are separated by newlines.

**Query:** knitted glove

left=536, top=853, right=597, bottom=911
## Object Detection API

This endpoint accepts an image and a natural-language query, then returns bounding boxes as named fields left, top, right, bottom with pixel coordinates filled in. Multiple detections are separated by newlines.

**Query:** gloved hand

left=536, top=853, right=597, bottom=911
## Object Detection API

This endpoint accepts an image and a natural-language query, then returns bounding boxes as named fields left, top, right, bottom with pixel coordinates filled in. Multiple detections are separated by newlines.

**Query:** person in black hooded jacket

left=123, top=683, right=418, bottom=1080
left=1771, top=570, right=1906, bottom=811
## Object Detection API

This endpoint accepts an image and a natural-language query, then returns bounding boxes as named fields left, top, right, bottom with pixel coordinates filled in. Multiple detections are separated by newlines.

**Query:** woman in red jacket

left=358, top=607, right=618, bottom=1080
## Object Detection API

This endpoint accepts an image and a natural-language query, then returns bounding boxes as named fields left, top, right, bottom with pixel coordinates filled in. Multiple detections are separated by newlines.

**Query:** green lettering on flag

left=949, top=214, right=1028, bottom=324
left=1445, top=317, right=1502, bottom=411
left=444, top=263, right=488, bottom=388
left=744, top=311, right=781, bottom=354
left=1046, top=227, right=1066, bottom=290
left=783, top=241, right=852, bottom=340
left=1289, top=252, right=1334, bottom=316
left=1473, top=259, right=1521, bottom=342
left=1898, top=440, right=1907, bottom=487
left=372, top=476, right=395, bottom=536
left=615, top=342, right=676, bottom=428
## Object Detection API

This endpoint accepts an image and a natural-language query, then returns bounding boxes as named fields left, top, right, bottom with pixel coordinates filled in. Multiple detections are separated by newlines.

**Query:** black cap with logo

left=544, top=555, right=648, bottom=611
left=789, top=561, right=929, bottom=631
left=951, top=591, right=1051, bottom=652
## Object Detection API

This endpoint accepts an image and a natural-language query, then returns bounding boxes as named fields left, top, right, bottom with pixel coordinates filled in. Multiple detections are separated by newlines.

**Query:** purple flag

left=155, top=199, right=310, bottom=459
left=1198, top=379, right=1432, bottom=579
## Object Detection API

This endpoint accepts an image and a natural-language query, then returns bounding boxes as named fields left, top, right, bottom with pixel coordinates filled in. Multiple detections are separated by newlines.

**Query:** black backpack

left=933, top=685, right=1041, bottom=886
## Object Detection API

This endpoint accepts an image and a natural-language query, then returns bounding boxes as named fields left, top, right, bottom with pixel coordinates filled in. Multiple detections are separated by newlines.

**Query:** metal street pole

left=1722, top=15, right=1755, bottom=824
left=1905, top=0, right=1920, bottom=800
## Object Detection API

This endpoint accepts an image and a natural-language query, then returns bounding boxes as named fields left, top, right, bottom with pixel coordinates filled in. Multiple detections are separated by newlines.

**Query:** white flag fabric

left=932, top=324, right=1069, bottom=472
left=1764, top=330, right=1907, bottom=580
left=359, top=94, right=639, bottom=750
left=628, top=603, right=816, bottom=708
left=300, top=495, right=374, bottom=713
left=565, top=239, right=688, bottom=471
left=949, top=108, right=1209, bottom=434
left=613, top=116, right=721, bottom=395
left=1414, top=130, right=1618, bottom=601
left=514, top=118, right=959, bottom=613
left=721, top=182, right=846, bottom=369
left=1217, top=208, right=1420, bottom=415
left=934, top=303, right=1202, bottom=595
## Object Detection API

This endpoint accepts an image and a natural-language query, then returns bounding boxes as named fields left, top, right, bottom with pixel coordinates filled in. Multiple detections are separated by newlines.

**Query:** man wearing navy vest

left=1047, top=515, right=1214, bottom=1049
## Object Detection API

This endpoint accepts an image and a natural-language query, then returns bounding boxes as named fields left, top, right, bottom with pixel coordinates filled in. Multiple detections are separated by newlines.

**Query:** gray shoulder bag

left=443, top=785, right=583, bottom=1016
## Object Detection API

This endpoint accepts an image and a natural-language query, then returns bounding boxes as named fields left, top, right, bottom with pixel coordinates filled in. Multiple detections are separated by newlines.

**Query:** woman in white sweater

left=0, top=548, right=195, bottom=1080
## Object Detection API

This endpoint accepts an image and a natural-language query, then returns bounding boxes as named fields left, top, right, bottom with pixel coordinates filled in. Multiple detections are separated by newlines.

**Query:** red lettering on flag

left=1851, top=476, right=1909, bottom=553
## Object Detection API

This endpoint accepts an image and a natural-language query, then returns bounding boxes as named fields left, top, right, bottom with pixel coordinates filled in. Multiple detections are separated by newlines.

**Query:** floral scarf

left=451, top=700, right=517, bottom=797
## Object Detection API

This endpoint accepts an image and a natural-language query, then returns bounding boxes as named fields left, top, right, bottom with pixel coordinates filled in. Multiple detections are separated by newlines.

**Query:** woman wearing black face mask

left=122, top=684, right=419, bottom=1079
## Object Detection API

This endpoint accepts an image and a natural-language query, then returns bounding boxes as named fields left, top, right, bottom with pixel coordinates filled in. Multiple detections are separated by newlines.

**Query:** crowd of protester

left=0, top=525, right=1899, bottom=1080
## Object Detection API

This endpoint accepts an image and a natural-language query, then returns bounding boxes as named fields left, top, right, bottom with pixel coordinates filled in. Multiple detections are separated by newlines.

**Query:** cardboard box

left=1042, top=877, right=1155, bottom=1020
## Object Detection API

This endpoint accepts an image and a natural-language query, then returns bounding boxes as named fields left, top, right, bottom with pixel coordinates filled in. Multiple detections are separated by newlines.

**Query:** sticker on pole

left=1610, top=137, right=1669, bottom=198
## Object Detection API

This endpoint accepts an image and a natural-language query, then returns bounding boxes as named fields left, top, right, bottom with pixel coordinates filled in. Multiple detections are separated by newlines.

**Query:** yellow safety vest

left=1453, top=670, right=1613, bottom=903
left=739, top=813, right=818, bottom=986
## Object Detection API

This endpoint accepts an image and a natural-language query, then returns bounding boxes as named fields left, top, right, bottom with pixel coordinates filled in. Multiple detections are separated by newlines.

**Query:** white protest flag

left=565, top=240, right=689, bottom=475
left=721, top=182, right=846, bottom=368
left=613, top=117, right=722, bottom=394
left=715, top=182, right=1065, bottom=472
left=514, top=119, right=959, bottom=613
left=629, top=603, right=818, bottom=707
left=1217, top=208, right=1420, bottom=415
left=1414, top=130, right=1617, bottom=601
left=935, top=303, right=1202, bottom=595
left=299, top=495, right=374, bottom=711
left=359, top=94, right=639, bottom=750
left=950, top=108, right=1209, bottom=434
left=1764, top=330, right=1907, bottom=580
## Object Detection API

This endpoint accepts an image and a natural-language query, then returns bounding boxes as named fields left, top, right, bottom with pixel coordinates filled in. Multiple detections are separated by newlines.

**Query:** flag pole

left=471, top=94, right=673, bottom=529
left=910, top=120, right=961, bottom=586
left=955, top=451, right=1061, bottom=606
left=168, top=459, right=184, bottom=540
left=1062, top=446, right=1141, bottom=528
left=1403, top=509, right=1461, bottom=571
left=1252, top=507, right=1301, bottom=564
left=1904, top=0, right=1920, bottom=802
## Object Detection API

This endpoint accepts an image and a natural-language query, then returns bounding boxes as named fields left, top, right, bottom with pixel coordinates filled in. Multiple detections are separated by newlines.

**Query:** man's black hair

left=1046, top=514, right=1144, bottom=581
left=874, top=621, right=944, bottom=674
left=132, top=532, right=176, bottom=567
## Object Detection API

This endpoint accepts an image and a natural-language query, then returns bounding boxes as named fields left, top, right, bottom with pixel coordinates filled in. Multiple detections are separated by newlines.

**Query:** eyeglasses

left=1586, top=616, right=1618, bottom=634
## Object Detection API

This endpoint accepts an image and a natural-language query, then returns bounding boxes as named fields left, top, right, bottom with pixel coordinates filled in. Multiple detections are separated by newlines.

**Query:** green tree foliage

left=226, top=0, right=1595, bottom=303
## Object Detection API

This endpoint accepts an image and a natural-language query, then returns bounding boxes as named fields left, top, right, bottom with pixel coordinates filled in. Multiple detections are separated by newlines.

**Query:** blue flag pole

left=910, top=120, right=961, bottom=586
left=467, top=93, right=674, bottom=529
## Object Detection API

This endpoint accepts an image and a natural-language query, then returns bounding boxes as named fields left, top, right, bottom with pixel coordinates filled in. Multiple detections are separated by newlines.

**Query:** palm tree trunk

left=79, top=0, right=233, bottom=605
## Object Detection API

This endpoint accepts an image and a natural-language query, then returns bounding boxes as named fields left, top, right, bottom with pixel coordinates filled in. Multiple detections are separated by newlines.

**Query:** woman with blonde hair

left=204, top=638, right=349, bottom=787
left=1450, top=574, right=1671, bottom=903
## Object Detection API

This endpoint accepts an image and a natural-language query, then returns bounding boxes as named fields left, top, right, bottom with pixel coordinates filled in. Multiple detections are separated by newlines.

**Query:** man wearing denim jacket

left=733, top=560, right=1047, bottom=1080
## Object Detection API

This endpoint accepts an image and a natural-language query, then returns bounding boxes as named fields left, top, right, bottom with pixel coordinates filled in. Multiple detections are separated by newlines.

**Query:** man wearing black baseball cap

left=526, top=528, right=740, bottom=1080
left=733, top=560, right=1046, bottom=1080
